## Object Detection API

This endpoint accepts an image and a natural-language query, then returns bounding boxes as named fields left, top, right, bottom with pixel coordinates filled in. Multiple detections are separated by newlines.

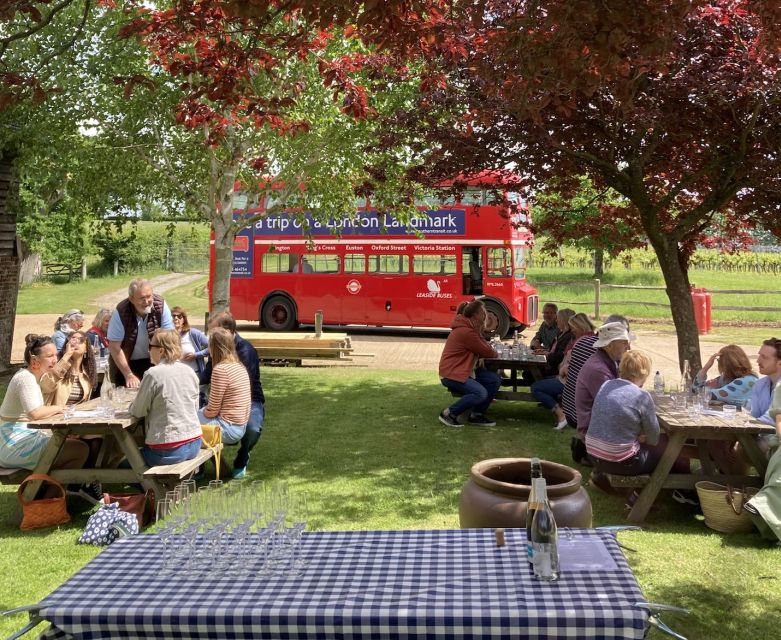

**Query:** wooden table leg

left=113, top=429, right=163, bottom=499
left=626, top=431, right=688, bottom=524
left=22, top=430, right=68, bottom=501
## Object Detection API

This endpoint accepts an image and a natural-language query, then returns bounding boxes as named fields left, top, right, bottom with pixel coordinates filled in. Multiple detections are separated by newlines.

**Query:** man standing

left=107, top=278, right=174, bottom=388
left=530, top=303, right=560, bottom=352
left=749, top=337, right=781, bottom=425
left=202, top=311, right=265, bottom=479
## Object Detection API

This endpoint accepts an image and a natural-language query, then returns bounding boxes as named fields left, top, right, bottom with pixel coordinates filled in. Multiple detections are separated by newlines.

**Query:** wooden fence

left=535, top=279, right=781, bottom=319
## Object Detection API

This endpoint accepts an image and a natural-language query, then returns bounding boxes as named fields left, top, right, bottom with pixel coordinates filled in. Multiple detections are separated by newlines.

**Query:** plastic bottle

left=530, top=477, right=559, bottom=582
left=526, top=457, right=542, bottom=563
left=653, top=371, right=664, bottom=396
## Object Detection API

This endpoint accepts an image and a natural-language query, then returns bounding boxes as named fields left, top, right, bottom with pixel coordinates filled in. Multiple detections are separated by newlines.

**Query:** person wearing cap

left=574, top=320, right=635, bottom=438
left=107, top=278, right=174, bottom=388
left=52, top=309, right=85, bottom=352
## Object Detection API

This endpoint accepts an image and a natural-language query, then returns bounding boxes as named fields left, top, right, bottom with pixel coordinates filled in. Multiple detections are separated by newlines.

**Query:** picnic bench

left=622, top=397, right=774, bottom=524
left=144, top=445, right=222, bottom=493
left=241, top=331, right=372, bottom=365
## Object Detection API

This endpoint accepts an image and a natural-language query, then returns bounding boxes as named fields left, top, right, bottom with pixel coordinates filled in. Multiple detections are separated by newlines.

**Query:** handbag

left=78, top=501, right=139, bottom=546
left=201, top=424, right=222, bottom=480
left=17, top=474, right=71, bottom=531
left=103, top=491, right=153, bottom=528
left=695, top=481, right=758, bottom=534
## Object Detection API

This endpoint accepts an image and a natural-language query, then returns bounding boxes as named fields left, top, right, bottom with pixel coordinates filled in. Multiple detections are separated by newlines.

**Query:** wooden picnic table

left=625, top=396, right=775, bottom=524
left=22, top=395, right=165, bottom=501
left=482, top=353, right=548, bottom=402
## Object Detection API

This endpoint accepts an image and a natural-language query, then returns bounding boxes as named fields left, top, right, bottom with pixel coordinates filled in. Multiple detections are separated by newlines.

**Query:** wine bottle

left=681, top=359, right=692, bottom=394
left=530, top=477, right=560, bottom=582
left=526, top=457, right=542, bottom=563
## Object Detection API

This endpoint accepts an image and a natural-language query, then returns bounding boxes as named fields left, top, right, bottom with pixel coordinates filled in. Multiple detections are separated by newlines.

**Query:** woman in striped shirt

left=198, top=328, right=250, bottom=444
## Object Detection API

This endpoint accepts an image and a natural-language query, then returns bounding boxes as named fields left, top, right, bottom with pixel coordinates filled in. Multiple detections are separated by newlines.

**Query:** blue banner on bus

left=248, top=210, right=467, bottom=237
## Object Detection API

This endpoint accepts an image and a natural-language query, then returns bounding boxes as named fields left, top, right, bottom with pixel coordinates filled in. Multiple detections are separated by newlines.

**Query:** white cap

left=593, top=321, right=636, bottom=348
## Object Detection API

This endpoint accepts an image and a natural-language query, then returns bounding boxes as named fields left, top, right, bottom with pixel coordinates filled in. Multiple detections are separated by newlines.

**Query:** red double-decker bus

left=211, top=176, right=538, bottom=336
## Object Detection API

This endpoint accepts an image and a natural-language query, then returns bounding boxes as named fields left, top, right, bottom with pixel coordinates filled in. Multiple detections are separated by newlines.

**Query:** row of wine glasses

left=153, top=479, right=308, bottom=578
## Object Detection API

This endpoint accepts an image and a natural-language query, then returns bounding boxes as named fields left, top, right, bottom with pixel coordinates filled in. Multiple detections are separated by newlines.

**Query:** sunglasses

left=150, top=343, right=161, bottom=349
left=172, top=314, right=184, bottom=319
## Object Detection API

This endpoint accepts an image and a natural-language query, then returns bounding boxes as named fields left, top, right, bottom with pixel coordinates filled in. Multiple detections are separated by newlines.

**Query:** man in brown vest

left=107, top=278, right=174, bottom=388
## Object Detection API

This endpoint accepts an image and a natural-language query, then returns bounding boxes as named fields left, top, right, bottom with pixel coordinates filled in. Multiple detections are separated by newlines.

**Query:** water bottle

left=653, top=371, right=664, bottom=396
left=530, top=477, right=559, bottom=582
left=512, top=330, right=519, bottom=348
left=526, top=457, right=542, bottom=563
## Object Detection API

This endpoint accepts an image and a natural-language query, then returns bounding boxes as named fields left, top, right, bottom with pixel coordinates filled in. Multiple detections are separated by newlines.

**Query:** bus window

left=486, top=247, right=512, bottom=277
left=464, top=188, right=485, bottom=205
left=368, top=254, right=410, bottom=274
left=262, top=253, right=296, bottom=273
left=414, top=254, right=457, bottom=275
left=344, top=253, right=365, bottom=273
left=513, top=247, right=526, bottom=278
left=304, top=254, right=340, bottom=273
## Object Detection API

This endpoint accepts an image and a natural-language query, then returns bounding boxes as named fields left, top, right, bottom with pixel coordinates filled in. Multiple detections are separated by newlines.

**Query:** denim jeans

left=197, top=409, right=247, bottom=445
left=441, top=368, right=502, bottom=418
left=138, top=438, right=202, bottom=467
left=233, top=401, right=265, bottom=469
left=530, top=376, right=565, bottom=411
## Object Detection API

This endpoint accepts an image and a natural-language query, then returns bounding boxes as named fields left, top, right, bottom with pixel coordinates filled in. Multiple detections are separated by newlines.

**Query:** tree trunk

left=210, top=207, right=235, bottom=314
left=593, top=248, right=604, bottom=278
left=649, top=234, right=702, bottom=374
left=0, top=156, right=19, bottom=371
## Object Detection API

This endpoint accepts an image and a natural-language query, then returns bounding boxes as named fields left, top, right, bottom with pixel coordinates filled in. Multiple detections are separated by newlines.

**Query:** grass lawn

left=1, top=368, right=779, bottom=639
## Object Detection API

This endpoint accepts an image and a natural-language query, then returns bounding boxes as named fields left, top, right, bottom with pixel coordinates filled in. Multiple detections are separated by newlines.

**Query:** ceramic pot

left=459, top=457, right=592, bottom=528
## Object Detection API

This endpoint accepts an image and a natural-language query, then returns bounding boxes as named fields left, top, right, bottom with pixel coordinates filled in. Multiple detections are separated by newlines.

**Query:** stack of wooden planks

left=241, top=331, right=367, bottom=365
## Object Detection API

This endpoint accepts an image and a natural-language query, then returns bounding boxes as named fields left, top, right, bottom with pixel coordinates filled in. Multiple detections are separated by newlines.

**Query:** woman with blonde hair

left=198, top=327, right=250, bottom=444
left=128, top=329, right=202, bottom=466
left=694, top=344, right=757, bottom=406
left=586, top=350, right=689, bottom=481
left=86, top=308, right=112, bottom=359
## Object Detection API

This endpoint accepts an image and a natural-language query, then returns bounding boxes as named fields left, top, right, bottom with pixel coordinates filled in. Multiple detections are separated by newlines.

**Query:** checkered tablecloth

left=38, top=528, right=648, bottom=639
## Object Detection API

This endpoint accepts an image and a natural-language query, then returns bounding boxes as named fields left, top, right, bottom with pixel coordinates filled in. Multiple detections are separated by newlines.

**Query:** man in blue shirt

left=201, top=311, right=266, bottom=479
left=107, top=278, right=174, bottom=388
left=749, top=338, right=781, bottom=425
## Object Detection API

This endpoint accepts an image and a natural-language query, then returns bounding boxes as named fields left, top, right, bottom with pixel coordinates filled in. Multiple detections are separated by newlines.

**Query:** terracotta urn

left=459, top=457, right=592, bottom=528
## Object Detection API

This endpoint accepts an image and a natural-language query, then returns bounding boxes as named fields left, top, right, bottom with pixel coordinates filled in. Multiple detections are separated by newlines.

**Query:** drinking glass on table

left=63, top=404, right=76, bottom=420
left=722, top=404, right=737, bottom=420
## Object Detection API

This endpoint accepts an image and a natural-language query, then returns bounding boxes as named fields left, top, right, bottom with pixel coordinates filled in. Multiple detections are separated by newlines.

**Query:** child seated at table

left=585, top=350, right=689, bottom=498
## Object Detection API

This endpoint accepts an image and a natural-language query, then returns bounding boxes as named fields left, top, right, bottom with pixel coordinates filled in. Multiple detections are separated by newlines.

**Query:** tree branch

left=0, top=0, right=81, bottom=64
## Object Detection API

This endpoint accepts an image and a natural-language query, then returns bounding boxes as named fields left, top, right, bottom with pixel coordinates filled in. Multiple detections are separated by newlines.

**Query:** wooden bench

left=143, top=446, right=222, bottom=497
left=0, top=467, right=30, bottom=485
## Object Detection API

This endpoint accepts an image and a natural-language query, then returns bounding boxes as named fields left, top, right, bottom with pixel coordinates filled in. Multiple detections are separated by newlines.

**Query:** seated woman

left=694, top=344, right=757, bottom=406
left=197, top=327, right=250, bottom=445
left=531, top=311, right=593, bottom=430
left=86, top=308, right=111, bottom=359
left=695, top=344, right=758, bottom=474
left=586, top=350, right=689, bottom=483
left=172, top=306, right=209, bottom=377
left=0, top=335, right=89, bottom=473
left=438, top=299, right=500, bottom=427
left=41, top=331, right=97, bottom=406
left=51, top=309, right=85, bottom=352
left=745, top=380, right=781, bottom=543
left=128, top=329, right=203, bottom=466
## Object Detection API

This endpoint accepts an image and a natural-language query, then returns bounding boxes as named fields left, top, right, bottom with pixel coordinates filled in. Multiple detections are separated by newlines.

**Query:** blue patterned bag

left=78, top=501, right=139, bottom=546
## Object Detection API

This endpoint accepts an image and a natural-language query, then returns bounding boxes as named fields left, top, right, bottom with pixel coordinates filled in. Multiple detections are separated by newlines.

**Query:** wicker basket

left=695, top=481, right=758, bottom=534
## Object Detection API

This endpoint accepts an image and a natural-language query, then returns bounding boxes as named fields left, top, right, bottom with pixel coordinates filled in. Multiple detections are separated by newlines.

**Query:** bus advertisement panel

left=212, top=189, right=538, bottom=337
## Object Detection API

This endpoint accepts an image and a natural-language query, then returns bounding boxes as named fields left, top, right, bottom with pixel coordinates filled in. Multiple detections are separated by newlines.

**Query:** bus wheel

left=262, top=296, right=297, bottom=331
left=484, top=301, right=510, bottom=338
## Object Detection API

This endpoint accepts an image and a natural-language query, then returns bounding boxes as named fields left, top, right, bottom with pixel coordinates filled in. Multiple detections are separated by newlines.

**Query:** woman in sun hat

left=52, top=309, right=85, bottom=352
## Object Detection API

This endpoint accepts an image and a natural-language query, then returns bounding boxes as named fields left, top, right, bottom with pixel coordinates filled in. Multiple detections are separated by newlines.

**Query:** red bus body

left=210, top=184, right=538, bottom=335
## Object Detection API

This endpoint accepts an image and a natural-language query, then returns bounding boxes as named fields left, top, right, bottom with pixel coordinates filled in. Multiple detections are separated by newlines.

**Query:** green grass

left=1, top=369, right=779, bottom=639
left=163, top=275, right=209, bottom=319
left=16, top=271, right=166, bottom=315
left=526, top=266, right=781, bottom=323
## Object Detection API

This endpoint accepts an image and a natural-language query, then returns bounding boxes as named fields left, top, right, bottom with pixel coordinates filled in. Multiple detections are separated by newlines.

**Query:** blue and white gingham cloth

left=38, top=528, right=648, bottom=639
